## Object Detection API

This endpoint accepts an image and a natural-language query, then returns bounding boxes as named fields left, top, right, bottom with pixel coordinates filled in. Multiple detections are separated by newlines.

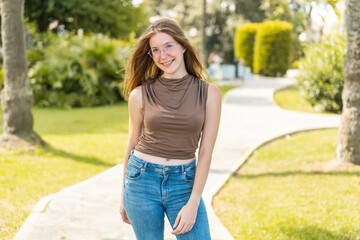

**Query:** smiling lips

left=161, top=59, right=174, bottom=66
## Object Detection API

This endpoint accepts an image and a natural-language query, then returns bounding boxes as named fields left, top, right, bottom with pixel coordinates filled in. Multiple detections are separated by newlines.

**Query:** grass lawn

left=217, top=84, right=241, bottom=98
left=209, top=79, right=241, bottom=98
left=273, top=85, right=336, bottom=114
left=213, top=129, right=360, bottom=240
left=0, top=103, right=129, bottom=240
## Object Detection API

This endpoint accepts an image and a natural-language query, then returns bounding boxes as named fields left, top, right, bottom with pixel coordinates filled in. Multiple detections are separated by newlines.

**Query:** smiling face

left=149, top=32, right=187, bottom=79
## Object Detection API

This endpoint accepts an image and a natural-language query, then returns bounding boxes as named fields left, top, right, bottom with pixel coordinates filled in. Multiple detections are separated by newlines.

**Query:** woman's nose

left=159, top=50, right=169, bottom=59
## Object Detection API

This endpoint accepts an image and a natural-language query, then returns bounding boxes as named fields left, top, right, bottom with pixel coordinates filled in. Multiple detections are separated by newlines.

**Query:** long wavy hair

left=123, top=18, right=208, bottom=101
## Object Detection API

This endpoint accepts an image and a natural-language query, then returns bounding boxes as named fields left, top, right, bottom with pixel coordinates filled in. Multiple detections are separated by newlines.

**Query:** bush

left=28, top=32, right=130, bottom=108
left=253, top=21, right=292, bottom=77
left=297, top=35, right=346, bottom=113
left=234, top=23, right=260, bottom=72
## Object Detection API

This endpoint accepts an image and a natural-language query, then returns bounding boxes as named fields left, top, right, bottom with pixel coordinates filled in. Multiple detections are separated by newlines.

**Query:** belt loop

left=143, top=161, right=148, bottom=171
left=128, top=149, right=135, bottom=160
left=181, top=165, right=185, bottom=174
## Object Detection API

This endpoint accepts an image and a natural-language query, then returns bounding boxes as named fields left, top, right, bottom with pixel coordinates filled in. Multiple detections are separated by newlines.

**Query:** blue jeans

left=123, top=151, right=211, bottom=240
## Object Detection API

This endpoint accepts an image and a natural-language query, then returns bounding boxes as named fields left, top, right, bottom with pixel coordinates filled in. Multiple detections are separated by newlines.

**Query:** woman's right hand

left=119, top=200, right=131, bottom=224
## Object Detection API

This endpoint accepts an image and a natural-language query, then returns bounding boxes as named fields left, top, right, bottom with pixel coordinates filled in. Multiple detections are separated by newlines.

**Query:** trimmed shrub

left=253, top=21, right=292, bottom=77
left=234, top=23, right=260, bottom=72
left=28, top=32, right=130, bottom=108
left=297, top=35, right=346, bottom=113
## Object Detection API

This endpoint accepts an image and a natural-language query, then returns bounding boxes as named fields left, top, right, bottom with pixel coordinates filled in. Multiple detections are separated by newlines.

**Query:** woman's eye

left=166, top=44, right=173, bottom=49
left=152, top=48, right=159, bottom=53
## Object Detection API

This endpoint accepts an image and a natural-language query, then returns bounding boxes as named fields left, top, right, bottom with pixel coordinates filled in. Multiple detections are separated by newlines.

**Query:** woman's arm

left=172, top=83, right=222, bottom=235
left=119, top=86, right=143, bottom=224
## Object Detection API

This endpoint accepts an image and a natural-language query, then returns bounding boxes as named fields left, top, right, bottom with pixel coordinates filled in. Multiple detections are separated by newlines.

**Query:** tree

left=24, top=0, right=149, bottom=39
left=234, top=0, right=265, bottom=22
left=0, top=0, right=44, bottom=149
left=336, top=0, right=360, bottom=165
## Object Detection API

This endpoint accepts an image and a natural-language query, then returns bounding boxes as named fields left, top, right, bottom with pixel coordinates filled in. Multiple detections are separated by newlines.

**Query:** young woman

left=119, top=18, right=221, bottom=240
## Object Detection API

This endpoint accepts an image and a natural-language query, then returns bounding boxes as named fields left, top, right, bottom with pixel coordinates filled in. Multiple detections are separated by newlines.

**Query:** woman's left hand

left=171, top=198, right=199, bottom=235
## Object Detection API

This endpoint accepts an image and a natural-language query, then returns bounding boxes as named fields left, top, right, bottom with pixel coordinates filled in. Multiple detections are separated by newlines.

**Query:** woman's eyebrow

left=150, top=42, right=173, bottom=49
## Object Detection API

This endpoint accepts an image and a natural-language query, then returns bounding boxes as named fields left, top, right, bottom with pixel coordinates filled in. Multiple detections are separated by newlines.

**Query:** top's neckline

left=155, top=74, right=192, bottom=97
left=159, top=74, right=190, bottom=82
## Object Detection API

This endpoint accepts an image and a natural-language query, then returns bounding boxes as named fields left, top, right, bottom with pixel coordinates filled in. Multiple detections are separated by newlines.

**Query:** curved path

left=14, top=76, right=340, bottom=240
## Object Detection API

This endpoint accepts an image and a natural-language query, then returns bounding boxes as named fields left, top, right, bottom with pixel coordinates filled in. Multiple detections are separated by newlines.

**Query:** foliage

left=27, top=32, right=130, bottom=108
left=0, top=103, right=129, bottom=240
left=24, top=0, right=149, bottom=39
left=296, top=35, right=346, bottom=113
left=148, top=0, right=244, bottom=64
left=274, top=85, right=335, bottom=114
left=234, top=0, right=265, bottom=22
left=205, top=6, right=238, bottom=63
left=261, top=0, right=341, bottom=37
left=234, top=23, right=260, bottom=72
left=253, top=21, right=293, bottom=77
left=261, top=0, right=294, bottom=21
left=260, top=0, right=308, bottom=64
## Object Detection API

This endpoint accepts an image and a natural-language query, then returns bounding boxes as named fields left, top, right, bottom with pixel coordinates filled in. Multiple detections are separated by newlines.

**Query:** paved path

left=14, top=76, right=340, bottom=240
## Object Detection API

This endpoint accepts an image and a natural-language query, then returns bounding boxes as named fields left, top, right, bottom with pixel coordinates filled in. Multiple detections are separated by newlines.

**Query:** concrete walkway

left=14, top=75, right=340, bottom=240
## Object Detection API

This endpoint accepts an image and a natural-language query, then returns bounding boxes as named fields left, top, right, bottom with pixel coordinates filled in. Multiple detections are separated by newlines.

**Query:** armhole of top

left=201, top=81, right=209, bottom=132
left=141, top=85, right=146, bottom=113
left=203, top=81, right=209, bottom=111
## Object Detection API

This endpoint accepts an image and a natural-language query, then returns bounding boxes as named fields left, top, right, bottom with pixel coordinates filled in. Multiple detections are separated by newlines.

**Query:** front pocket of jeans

left=183, top=168, right=196, bottom=181
left=125, top=164, right=142, bottom=179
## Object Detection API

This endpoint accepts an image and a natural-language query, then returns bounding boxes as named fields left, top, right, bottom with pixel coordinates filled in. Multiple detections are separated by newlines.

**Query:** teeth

left=162, top=60, right=173, bottom=66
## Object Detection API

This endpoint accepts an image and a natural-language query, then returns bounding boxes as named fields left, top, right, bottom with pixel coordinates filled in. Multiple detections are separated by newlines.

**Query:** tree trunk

left=0, top=0, right=45, bottom=150
left=336, top=0, right=360, bottom=165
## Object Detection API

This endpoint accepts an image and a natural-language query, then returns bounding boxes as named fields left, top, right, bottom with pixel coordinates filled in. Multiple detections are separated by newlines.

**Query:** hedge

left=253, top=21, right=292, bottom=77
left=234, top=23, right=260, bottom=72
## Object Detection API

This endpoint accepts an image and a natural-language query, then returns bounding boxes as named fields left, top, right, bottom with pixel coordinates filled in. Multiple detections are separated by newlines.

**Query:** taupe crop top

left=134, top=74, right=209, bottom=159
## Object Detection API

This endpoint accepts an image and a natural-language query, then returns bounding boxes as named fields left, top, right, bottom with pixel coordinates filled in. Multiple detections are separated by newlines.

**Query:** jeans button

left=165, top=167, right=169, bottom=171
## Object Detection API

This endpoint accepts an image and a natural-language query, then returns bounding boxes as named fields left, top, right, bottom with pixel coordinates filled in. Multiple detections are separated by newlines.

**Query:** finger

left=180, top=225, right=192, bottom=234
left=173, top=213, right=181, bottom=229
left=185, top=224, right=194, bottom=233
left=172, top=219, right=185, bottom=235
left=172, top=223, right=185, bottom=235
left=124, top=215, right=131, bottom=225
left=120, top=211, right=131, bottom=225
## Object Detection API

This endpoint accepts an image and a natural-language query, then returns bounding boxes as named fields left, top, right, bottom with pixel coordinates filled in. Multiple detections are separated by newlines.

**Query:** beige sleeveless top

left=134, top=74, right=209, bottom=159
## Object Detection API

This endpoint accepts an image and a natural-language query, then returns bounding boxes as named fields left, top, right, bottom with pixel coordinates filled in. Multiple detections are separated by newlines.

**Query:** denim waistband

left=128, top=150, right=196, bottom=173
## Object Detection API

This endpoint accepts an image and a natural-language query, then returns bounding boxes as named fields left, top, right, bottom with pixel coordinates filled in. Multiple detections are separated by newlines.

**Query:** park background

left=0, top=0, right=359, bottom=239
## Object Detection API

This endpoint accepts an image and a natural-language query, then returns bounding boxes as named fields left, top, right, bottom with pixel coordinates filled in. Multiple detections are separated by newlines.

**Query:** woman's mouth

left=161, top=59, right=174, bottom=67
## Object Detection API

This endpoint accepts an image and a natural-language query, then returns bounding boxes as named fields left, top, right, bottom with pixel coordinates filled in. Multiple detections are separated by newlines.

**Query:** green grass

left=0, top=103, right=129, bottom=240
left=210, top=79, right=241, bottom=98
left=274, top=85, right=335, bottom=114
left=213, top=129, right=360, bottom=240
left=218, top=84, right=240, bottom=98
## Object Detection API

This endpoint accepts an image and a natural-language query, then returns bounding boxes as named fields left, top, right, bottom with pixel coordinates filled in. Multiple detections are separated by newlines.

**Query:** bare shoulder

left=129, top=86, right=142, bottom=103
left=207, top=83, right=221, bottom=101
left=128, top=86, right=142, bottom=111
